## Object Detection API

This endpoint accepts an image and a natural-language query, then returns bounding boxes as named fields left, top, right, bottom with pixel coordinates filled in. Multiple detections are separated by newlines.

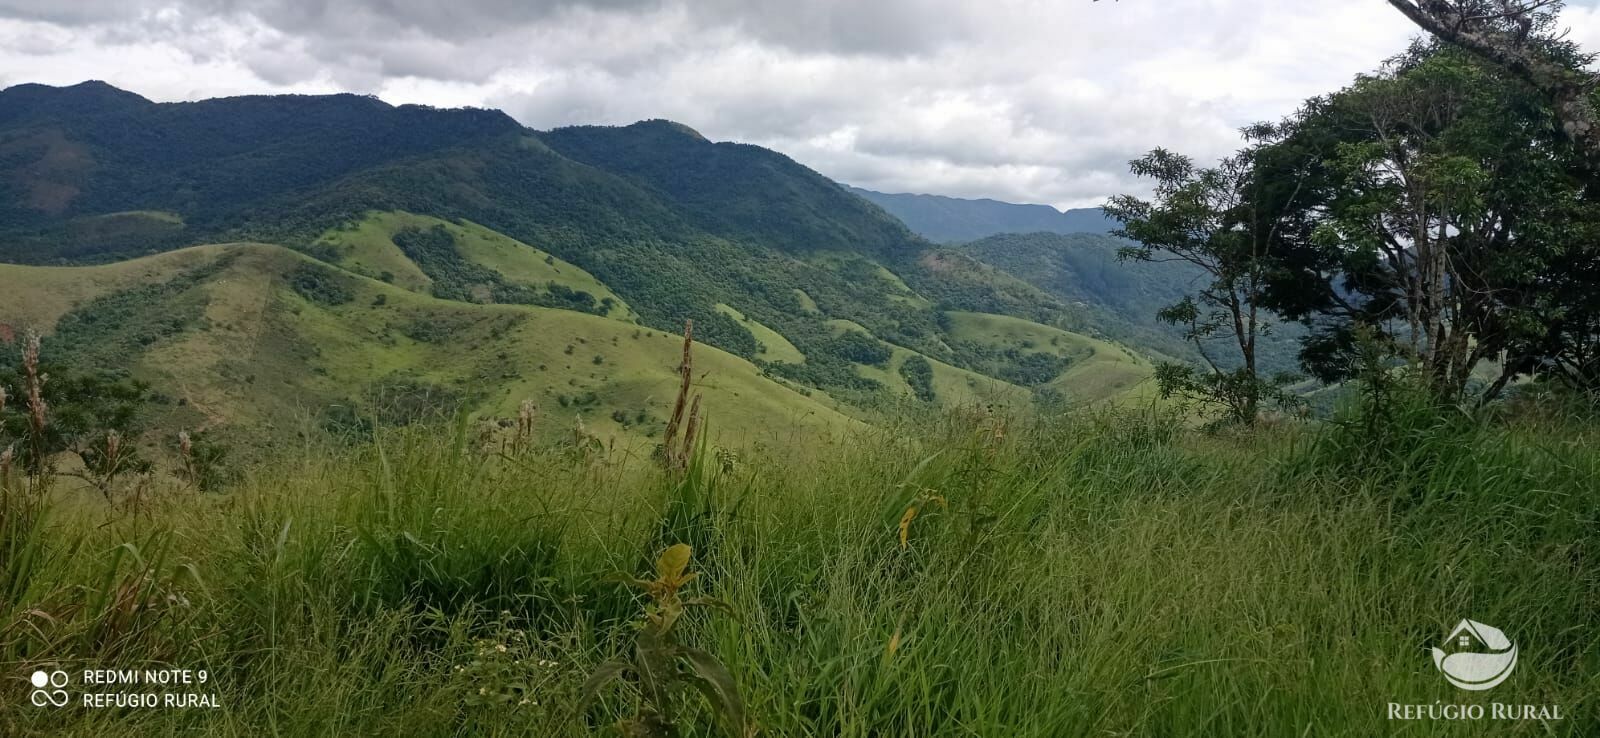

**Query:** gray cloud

left=7, top=0, right=1592, bottom=208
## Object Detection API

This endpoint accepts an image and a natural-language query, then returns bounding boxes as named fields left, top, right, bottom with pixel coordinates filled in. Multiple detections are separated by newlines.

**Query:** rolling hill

left=0, top=82, right=1162, bottom=450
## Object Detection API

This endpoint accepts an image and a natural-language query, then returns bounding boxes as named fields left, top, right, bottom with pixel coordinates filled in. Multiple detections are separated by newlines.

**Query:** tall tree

left=1105, top=141, right=1297, bottom=426
left=1255, top=44, right=1600, bottom=399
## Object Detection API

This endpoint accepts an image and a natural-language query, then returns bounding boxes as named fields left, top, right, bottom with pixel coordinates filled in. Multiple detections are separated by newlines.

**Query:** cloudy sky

left=5, top=1, right=1600, bottom=209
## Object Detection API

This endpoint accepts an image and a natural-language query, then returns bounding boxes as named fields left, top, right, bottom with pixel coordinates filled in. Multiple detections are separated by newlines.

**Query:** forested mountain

left=0, top=82, right=1164, bottom=448
left=847, top=186, right=1117, bottom=243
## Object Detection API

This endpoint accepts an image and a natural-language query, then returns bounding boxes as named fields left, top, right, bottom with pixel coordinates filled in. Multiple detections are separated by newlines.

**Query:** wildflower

left=478, top=687, right=487, bottom=696
left=495, top=644, right=508, bottom=653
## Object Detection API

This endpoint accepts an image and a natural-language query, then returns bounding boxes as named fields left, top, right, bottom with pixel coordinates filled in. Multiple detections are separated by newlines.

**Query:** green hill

left=0, top=243, right=861, bottom=453
left=0, top=82, right=1172, bottom=446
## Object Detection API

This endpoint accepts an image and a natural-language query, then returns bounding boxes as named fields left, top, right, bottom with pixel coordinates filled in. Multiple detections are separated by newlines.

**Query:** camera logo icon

left=29, top=670, right=69, bottom=707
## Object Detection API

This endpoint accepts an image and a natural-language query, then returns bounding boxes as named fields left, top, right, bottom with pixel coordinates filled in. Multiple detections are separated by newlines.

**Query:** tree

left=1254, top=44, right=1600, bottom=399
left=1105, top=143, right=1298, bottom=426
left=0, top=335, right=154, bottom=495
left=1385, top=1, right=1600, bottom=161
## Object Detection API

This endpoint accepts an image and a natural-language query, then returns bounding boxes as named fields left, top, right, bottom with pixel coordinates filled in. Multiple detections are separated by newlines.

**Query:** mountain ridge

left=847, top=186, right=1117, bottom=243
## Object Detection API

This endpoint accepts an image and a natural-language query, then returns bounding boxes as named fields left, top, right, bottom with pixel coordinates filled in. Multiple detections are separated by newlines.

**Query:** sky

left=4, top=1, right=1600, bottom=210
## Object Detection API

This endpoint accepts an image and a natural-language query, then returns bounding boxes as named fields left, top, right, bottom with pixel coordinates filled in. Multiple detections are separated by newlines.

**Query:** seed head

left=22, top=331, right=46, bottom=436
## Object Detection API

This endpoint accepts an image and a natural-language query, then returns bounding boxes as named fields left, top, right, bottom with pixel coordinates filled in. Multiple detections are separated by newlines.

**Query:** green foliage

left=391, top=225, right=605, bottom=314
left=0, top=82, right=522, bottom=258
left=175, top=429, right=234, bottom=492
left=47, top=259, right=228, bottom=369
left=961, top=232, right=1306, bottom=371
left=5, top=407, right=1599, bottom=736
left=1106, top=143, right=1286, bottom=426
left=319, top=377, right=471, bottom=442
left=0, top=343, right=154, bottom=476
left=898, top=355, right=936, bottom=402
left=1255, top=44, right=1600, bottom=399
left=579, top=544, right=748, bottom=738
left=288, top=263, right=355, bottom=306
left=826, top=330, right=892, bottom=366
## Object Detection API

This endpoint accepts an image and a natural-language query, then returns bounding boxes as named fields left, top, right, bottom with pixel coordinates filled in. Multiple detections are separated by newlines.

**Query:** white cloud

left=3, top=0, right=1595, bottom=209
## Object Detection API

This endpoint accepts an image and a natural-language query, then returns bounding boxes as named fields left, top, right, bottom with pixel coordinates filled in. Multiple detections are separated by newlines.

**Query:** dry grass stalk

left=23, top=332, right=46, bottom=440
left=0, top=388, right=7, bottom=492
left=515, top=399, right=538, bottom=451
left=660, top=320, right=703, bottom=470
left=21, top=331, right=49, bottom=490
left=96, top=430, right=124, bottom=504
left=0, top=445, right=12, bottom=493
left=681, top=395, right=703, bottom=463
left=177, top=430, right=195, bottom=489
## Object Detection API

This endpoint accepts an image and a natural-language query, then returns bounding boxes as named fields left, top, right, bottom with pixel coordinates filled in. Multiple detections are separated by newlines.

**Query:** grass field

left=2, top=393, right=1596, bottom=736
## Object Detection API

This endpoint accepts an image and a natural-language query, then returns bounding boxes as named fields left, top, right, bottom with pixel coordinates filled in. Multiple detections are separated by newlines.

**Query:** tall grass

left=1, top=397, right=1597, bottom=736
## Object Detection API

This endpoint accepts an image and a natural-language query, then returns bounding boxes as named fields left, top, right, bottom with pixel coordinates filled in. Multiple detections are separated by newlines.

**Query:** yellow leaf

left=898, top=505, right=919, bottom=550
left=656, top=543, right=692, bottom=583
left=886, top=626, right=903, bottom=658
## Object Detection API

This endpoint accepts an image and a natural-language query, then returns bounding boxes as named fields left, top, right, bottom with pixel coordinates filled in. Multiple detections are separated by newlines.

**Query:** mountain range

left=0, top=81, right=1173, bottom=452
left=847, top=186, right=1118, bottom=243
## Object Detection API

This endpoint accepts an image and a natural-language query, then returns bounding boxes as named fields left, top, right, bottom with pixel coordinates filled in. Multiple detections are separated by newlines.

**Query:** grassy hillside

left=312, top=211, right=635, bottom=319
left=0, top=233, right=1157, bottom=452
left=946, top=311, right=1156, bottom=404
left=0, top=243, right=858, bottom=454
left=4, top=401, right=1596, bottom=736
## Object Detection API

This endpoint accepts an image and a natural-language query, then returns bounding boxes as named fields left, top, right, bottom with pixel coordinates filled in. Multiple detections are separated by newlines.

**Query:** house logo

left=1431, top=619, right=1517, bottom=691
